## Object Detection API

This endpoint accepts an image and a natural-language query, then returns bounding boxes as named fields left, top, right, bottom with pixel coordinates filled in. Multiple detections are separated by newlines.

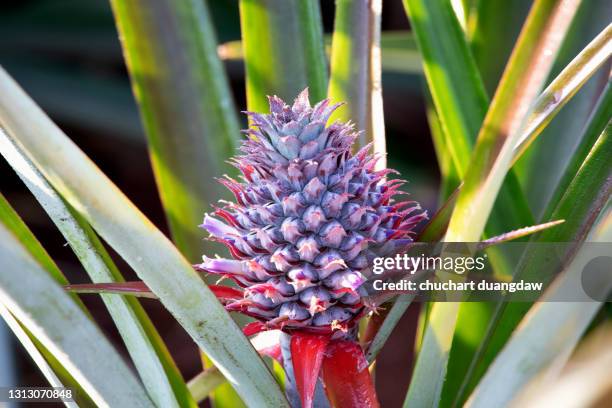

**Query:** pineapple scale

left=197, top=89, right=426, bottom=332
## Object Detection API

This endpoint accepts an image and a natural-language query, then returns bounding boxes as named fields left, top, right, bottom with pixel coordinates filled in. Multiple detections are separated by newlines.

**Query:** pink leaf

left=65, top=282, right=243, bottom=304
left=64, top=282, right=157, bottom=298
left=290, top=332, right=330, bottom=408
left=243, top=321, right=268, bottom=337
left=321, top=341, right=379, bottom=408
left=208, top=284, right=244, bottom=301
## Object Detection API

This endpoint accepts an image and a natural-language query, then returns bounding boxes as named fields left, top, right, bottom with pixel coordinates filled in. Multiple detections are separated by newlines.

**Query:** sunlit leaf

left=0, top=67, right=289, bottom=408
left=402, top=0, right=534, bottom=256
left=187, top=368, right=226, bottom=404
left=446, top=0, right=580, bottom=242
left=478, top=219, right=565, bottom=248
left=458, top=120, right=612, bottom=401
left=109, top=0, right=240, bottom=261
left=239, top=0, right=327, bottom=112
left=405, top=1, right=582, bottom=406
left=0, top=222, right=153, bottom=406
left=449, top=22, right=609, bottom=401
left=328, top=0, right=385, bottom=161
left=513, top=23, right=612, bottom=166
left=515, top=0, right=611, bottom=218
left=466, top=211, right=612, bottom=407
left=391, top=3, right=534, bottom=400
left=0, top=304, right=79, bottom=408
left=0, top=128, right=193, bottom=407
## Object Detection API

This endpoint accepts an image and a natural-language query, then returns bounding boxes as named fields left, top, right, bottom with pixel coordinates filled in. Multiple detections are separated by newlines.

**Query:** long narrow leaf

left=403, top=0, right=534, bottom=255
left=0, top=68, right=289, bottom=408
left=0, top=222, right=153, bottom=407
left=360, top=0, right=495, bottom=364
left=426, top=97, right=460, bottom=201
left=541, top=83, right=611, bottom=219
left=445, top=38, right=612, bottom=382
left=468, top=1, right=531, bottom=94
left=405, top=2, right=581, bottom=407
left=187, top=368, right=226, bottom=404
left=403, top=0, right=487, bottom=171
left=364, top=186, right=460, bottom=362
left=515, top=0, right=611, bottom=218
left=1, top=128, right=193, bottom=407
left=110, top=3, right=255, bottom=397
left=403, top=0, right=532, bottom=250
left=365, top=294, right=415, bottom=363
left=398, top=3, right=535, bottom=400
left=109, top=0, right=240, bottom=261
left=466, top=211, right=612, bottom=407
left=0, top=193, right=98, bottom=405
left=189, top=331, right=286, bottom=405
left=458, top=121, right=612, bottom=401
left=239, top=0, right=327, bottom=112
left=0, top=304, right=78, bottom=408
left=328, top=0, right=385, bottom=161
left=446, top=0, right=580, bottom=242
left=513, top=23, right=612, bottom=163
left=0, top=193, right=71, bottom=290
left=65, top=282, right=244, bottom=303
left=0, top=305, right=96, bottom=406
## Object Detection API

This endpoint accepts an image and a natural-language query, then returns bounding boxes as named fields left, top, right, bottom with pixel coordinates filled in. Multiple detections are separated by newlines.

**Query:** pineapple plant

left=0, top=0, right=610, bottom=407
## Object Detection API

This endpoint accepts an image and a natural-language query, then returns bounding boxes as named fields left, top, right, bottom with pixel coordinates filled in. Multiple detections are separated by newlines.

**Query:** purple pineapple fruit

left=196, top=89, right=426, bottom=333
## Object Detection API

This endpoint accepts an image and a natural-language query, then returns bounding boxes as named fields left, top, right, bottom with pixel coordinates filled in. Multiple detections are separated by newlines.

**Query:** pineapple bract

left=197, top=89, right=426, bottom=333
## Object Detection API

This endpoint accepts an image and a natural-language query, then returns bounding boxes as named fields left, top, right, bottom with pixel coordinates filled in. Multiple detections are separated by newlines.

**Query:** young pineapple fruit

left=197, top=89, right=426, bottom=333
